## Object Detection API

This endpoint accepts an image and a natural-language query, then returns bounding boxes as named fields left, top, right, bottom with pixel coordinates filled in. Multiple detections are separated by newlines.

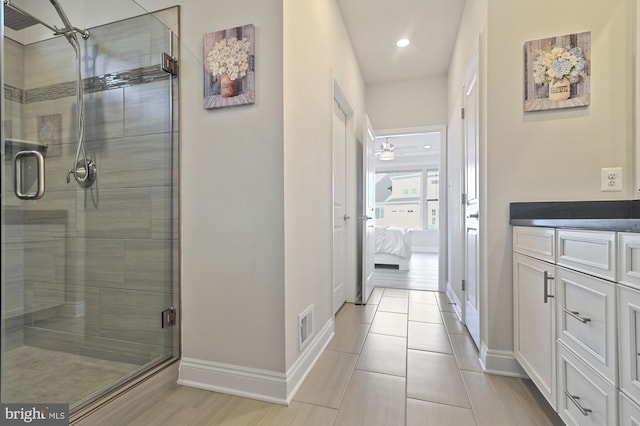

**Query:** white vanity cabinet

left=619, top=232, right=640, bottom=290
left=619, top=278, right=640, bottom=409
left=620, top=391, right=640, bottom=425
left=513, top=226, right=620, bottom=424
left=618, top=233, right=640, bottom=420
left=557, top=344, right=617, bottom=426
left=513, top=226, right=557, bottom=409
left=556, top=266, right=617, bottom=385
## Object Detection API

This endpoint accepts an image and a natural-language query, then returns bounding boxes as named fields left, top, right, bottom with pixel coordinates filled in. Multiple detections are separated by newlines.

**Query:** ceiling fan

left=375, top=138, right=395, bottom=161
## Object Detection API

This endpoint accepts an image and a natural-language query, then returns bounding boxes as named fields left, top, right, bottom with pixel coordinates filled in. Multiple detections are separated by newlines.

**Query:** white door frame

left=362, top=115, right=376, bottom=304
left=372, top=125, right=448, bottom=292
left=332, top=75, right=357, bottom=313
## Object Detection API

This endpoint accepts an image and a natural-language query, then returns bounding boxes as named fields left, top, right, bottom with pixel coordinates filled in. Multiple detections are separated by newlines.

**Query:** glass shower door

left=1, top=2, right=179, bottom=412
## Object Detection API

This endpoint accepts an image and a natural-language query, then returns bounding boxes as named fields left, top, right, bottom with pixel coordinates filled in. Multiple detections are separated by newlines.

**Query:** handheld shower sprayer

left=47, top=0, right=96, bottom=187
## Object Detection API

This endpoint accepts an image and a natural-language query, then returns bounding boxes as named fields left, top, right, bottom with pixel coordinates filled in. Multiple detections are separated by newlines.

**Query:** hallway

left=373, top=253, right=439, bottom=291
left=78, top=288, right=562, bottom=425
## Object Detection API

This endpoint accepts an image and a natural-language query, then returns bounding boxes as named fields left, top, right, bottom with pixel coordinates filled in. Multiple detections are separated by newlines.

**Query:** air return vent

left=299, top=305, right=314, bottom=351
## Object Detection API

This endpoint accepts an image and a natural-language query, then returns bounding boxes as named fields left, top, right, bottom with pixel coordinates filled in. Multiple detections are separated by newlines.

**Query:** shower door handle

left=14, top=150, right=45, bottom=200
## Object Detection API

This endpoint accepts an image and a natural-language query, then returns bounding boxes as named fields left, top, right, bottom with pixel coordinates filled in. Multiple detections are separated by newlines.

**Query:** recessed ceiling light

left=396, top=38, right=410, bottom=48
left=424, top=145, right=432, bottom=149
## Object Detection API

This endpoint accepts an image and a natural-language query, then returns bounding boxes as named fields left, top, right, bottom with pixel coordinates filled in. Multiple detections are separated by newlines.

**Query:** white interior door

left=463, top=47, right=480, bottom=348
left=361, top=115, right=376, bottom=304
left=333, top=100, right=347, bottom=314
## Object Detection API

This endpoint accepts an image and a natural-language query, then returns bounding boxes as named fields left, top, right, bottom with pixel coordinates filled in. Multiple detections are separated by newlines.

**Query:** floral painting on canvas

left=203, top=24, right=255, bottom=109
left=524, top=32, right=590, bottom=112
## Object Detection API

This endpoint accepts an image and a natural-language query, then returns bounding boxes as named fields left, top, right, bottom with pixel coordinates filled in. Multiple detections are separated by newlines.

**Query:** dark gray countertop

left=509, top=201, right=640, bottom=232
left=510, top=218, right=640, bottom=232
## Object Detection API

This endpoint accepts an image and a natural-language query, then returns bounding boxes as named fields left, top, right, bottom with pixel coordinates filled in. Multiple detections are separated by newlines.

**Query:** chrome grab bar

left=565, top=391, right=592, bottom=416
left=563, top=308, right=591, bottom=324
left=14, top=150, right=45, bottom=200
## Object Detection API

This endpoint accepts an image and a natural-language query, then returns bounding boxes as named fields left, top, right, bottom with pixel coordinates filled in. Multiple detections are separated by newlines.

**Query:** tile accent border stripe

left=5, top=64, right=169, bottom=105
left=4, top=84, right=23, bottom=103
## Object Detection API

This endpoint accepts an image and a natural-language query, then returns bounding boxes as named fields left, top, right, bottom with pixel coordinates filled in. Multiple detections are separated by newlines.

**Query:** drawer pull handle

left=563, top=308, right=591, bottom=324
left=543, top=271, right=554, bottom=304
left=565, top=392, right=592, bottom=416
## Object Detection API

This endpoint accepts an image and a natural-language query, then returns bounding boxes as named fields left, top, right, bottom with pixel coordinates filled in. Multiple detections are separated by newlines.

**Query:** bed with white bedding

left=374, top=226, right=413, bottom=271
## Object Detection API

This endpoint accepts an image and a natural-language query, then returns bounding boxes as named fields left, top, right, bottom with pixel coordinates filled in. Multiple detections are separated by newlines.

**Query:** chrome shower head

left=4, top=4, right=39, bottom=30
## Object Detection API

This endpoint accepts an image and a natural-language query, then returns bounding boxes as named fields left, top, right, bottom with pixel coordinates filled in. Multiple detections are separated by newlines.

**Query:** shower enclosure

left=1, top=0, right=180, bottom=416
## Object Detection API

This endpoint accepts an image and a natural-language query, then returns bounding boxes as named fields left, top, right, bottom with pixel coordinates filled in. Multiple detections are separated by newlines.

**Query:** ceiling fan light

left=379, top=150, right=394, bottom=161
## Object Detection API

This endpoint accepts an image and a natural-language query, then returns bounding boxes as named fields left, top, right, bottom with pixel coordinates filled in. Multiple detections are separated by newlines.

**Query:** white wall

left=447, top=0, right=635, bottom=371
left=366, top=75, right=447, bottom=130
left=136, top=0, right=366, bottom=398
left=412, top=230, right=438, bottom=252
left=138, top=0, right=286, bottom=374
left=283, top=0, right=366, bottom=369
left=484, top=0, right=634, bottom=355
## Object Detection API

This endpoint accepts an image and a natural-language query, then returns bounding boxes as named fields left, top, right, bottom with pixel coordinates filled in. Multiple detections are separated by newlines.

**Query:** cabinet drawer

left=620, top=392, right=640, bottom=426
left=557, top=229, right=617, bottom=281
left=558, top=344, right=617, bottom=426
left=513, top=226, right=555, bottom=262
left=619, top=284, right=640, bottom=406
left=619, top=233, right=640, bottom=290
left=557, top=267, right=617, bottom=385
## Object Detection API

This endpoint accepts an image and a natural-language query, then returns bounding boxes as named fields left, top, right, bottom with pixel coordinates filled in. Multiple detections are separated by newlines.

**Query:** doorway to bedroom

left=372, top=129, right=444, bottom=292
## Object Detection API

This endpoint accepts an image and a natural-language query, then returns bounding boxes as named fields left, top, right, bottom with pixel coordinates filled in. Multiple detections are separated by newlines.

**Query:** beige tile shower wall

left=5, top=38, right=24, bottom=88
left=17, top=12, right=177, bottom=364
left=3, top=38, right=26, bottom=349
left=22, top=14, right=171, bottom=89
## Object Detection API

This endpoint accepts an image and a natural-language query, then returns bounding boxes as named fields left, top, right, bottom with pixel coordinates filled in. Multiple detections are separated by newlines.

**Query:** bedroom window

left=374, top=171, right=421, bottom=229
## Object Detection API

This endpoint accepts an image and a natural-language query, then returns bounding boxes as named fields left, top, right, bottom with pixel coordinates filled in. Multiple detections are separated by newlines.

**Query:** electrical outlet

left=601, top=167, right=623, bottom=192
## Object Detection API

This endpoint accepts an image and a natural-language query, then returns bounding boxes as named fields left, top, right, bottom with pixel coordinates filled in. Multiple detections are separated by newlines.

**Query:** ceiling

left=336, top=0, right=466, bottom=84
left=374, top=132, right=440, bottom=168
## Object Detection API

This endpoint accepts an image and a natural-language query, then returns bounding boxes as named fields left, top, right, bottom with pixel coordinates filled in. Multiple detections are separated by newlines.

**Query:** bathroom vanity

left=510, top=201, right=640, bottom=425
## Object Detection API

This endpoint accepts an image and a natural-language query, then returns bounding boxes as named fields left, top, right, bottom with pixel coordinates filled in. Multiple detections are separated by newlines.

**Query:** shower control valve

left=66, top=159, right=97, bottom=187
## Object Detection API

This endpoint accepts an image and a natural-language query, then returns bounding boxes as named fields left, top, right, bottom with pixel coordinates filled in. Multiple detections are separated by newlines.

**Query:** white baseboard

left=178, top=317, right=334, bottom=405
left=412, top=246, right=438, bottom=253
left=445, top=283, right=462, bottom=318
left=480, top=343, right=528, bottom=378
left=285, top=318, right=334, bottom=403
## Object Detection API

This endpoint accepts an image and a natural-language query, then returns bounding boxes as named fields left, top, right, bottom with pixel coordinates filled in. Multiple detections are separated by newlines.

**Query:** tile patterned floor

left=77, top=288, right=564, bottom=425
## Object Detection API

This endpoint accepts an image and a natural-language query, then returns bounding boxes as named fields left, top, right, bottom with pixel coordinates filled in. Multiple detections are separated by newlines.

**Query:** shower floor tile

left=3, top=346, right=141, bottom=405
